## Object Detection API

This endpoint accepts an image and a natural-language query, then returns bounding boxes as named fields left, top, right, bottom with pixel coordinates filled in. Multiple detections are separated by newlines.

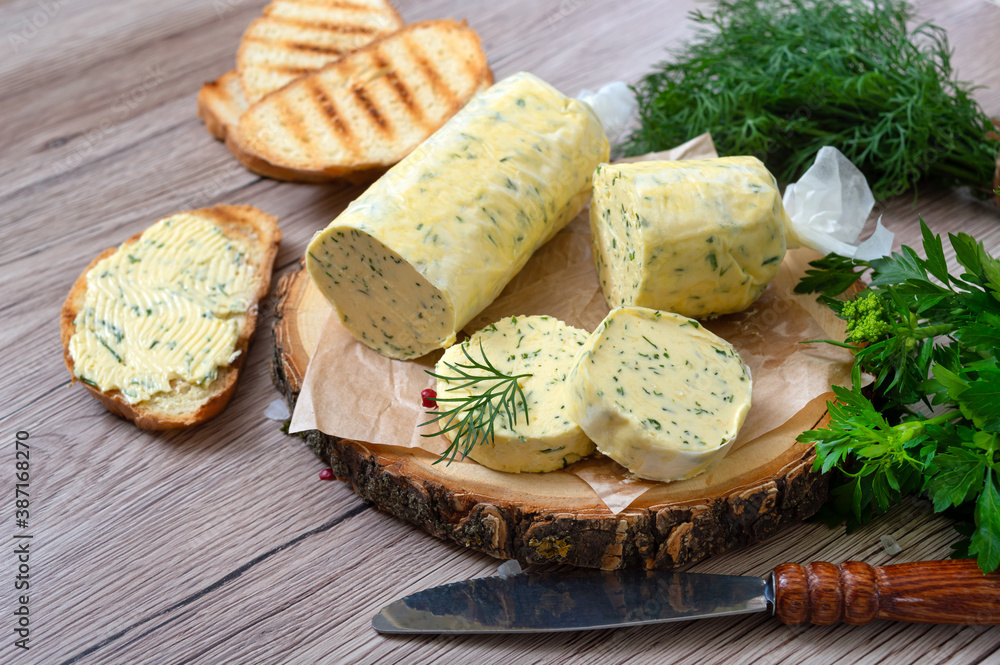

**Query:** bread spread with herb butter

left=590, top=157, right=788, bottom=318
left=306, top=72, right=609, bottom=359
left=565, top=306, right=751, bottom=482
left=60, top=205, right=281, bottom=429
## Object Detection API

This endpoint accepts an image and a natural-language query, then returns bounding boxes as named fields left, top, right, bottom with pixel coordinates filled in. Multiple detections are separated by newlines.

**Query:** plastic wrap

left=783, top=146, right=893, bottom=259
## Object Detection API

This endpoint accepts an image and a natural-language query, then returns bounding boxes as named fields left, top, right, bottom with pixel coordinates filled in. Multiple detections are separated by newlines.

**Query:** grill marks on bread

left=264, top=15, right=381, bottom=35
left=408, top=40, right=458, bottom=113
left=236, top=0, right=403, bottom=103
left=378, top=53, right=425, bottom=127
left=309, top=82, right=360, bottom=160
left=352, top=85, right=390, bottom=133
left=230, top=19, right=493, bottom=179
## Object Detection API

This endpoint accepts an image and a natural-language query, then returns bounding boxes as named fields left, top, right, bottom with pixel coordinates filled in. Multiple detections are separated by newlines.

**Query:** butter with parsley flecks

left=305, top=72, right=609, bottom=359
left=435, top=315, right=595, bottom=473
left=565, top=306, right=752, bottom=482
left=69, top=214, right=255, bottom=404
left=590, top=157, right=788, bottom=318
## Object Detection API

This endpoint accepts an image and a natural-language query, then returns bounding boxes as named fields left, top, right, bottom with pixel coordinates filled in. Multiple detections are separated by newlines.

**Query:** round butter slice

left=435, top=315, right=595, bottom=473
left=565, top=307, right=751, bottom=482
left=590, top=156, right=788, bottom=318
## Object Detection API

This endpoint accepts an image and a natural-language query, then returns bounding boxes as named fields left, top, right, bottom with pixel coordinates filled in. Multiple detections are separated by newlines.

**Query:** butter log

left=590, top=157, right=788, bottom=318
left=306, top=72, right=609, bottom=359
left=565, top=307, right=752, bottom=482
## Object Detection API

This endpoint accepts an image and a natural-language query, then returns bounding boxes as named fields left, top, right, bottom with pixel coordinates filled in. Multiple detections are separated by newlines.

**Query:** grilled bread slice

left=229, top=19, right=493, bottom=182
left=60, top=205, right=281, bottom=430
left=197, top=70, right=250, bottom=141
left=237, top=0, right=404, bottom=105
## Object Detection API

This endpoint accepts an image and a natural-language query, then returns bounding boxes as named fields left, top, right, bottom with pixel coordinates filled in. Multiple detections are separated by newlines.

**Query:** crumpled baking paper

left=783, top=146, right=893, bottom=260
left=289, top=132, right=858, bottom=515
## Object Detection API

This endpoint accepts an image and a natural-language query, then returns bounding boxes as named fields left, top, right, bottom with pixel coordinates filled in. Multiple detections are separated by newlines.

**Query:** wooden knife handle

left=773, top=559, right=1000, bottom=625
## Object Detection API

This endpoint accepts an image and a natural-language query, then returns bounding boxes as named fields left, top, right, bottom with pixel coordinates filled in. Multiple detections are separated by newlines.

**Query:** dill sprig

left=625, top=0, right=1000, bottom=200
left=421, top=343, right=531, bottom=465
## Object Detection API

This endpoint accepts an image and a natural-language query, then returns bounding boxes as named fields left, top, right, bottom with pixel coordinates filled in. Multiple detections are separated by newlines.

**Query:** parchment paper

left=289, top=133, right=856, bottom=514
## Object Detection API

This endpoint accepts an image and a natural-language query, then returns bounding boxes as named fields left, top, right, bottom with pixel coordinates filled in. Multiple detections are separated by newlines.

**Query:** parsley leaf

left=794, top=254, right=867, bottom=297
left=970, top=472, right=1000, bottom=574
left=925, top=447, right=985, bottom=512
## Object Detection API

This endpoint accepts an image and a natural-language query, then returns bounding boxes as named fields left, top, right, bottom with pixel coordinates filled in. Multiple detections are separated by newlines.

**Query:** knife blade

left=373, top=559, right=1000, bottom=633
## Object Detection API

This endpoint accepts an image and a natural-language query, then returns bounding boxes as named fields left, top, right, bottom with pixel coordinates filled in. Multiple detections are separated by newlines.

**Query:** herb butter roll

left=306, top=72, right=609, bottom=359
left=565, top=306, right=752, bottom=482
left=590, top=157, right=789, bottom=318
left=435, top=315, right=595, bottom=473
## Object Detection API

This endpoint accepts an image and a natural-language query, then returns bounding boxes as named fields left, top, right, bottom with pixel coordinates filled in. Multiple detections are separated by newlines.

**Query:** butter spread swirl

left=69, top=214, right=255, bottom=403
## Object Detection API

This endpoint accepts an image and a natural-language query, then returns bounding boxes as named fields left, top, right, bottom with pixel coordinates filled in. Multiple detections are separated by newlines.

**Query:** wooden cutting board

left=272, top=266, right=833, bottom=570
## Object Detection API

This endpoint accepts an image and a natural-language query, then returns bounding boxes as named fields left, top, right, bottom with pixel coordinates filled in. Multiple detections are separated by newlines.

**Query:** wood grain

left=774, top=560, right=1000, bottom=626
left=1, top=0, right=999, bottom=663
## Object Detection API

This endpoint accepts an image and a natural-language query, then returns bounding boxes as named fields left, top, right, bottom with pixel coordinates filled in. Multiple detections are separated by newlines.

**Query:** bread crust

left=227, top=19, right=493, bottom=183
left=197, top=70, right=248, bottom=142
left=224, top=130, right=391, bottom=184
left=60, top=205, right=282, bottom=430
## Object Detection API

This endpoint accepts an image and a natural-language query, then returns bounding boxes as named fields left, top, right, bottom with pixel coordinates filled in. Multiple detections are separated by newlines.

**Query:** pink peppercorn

left=421, top=388, right=438, bottom=408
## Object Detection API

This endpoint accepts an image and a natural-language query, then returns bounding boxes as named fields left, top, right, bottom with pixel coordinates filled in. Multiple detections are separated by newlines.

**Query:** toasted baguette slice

left=229, top=19, right=493, bottom=182
left=60, top=205, right=282, bottom=430
left=237, top=0, right=404, bottom=105
left=198, top=70, right=250, bottom=141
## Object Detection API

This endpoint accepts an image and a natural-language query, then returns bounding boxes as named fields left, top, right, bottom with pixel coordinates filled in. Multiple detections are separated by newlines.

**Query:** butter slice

left=306, top=72, right=609, bottom=359
left=590, top=157, right=788, bottom=318
left=68, top=214, right=255, bottom=404
left=565, top=307, right=751, bottom=482
left=435, top=315, right=595, bottom=473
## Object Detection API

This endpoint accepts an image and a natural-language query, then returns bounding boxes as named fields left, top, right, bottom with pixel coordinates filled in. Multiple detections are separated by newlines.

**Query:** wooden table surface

left=3, top=0, right=999, bottom=663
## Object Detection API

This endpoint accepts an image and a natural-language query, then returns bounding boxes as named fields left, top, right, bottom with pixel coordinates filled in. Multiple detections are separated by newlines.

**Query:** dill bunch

left=625, top=0, right=999, bottom=200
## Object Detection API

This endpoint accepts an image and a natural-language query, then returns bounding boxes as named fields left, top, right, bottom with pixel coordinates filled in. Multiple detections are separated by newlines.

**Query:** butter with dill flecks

left=305, top=72, right=609, bottom=359
left=68, top=213, right=255, bottom=403
left=590, top=156, right=788, bottom=318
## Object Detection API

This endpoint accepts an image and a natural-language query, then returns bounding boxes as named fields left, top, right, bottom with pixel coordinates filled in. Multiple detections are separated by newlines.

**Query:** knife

left=373, top=559, right=1000, bottom=633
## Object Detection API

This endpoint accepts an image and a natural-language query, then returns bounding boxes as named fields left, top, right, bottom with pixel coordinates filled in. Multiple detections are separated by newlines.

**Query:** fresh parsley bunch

left=796, top=221, right=1000, bottom=573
